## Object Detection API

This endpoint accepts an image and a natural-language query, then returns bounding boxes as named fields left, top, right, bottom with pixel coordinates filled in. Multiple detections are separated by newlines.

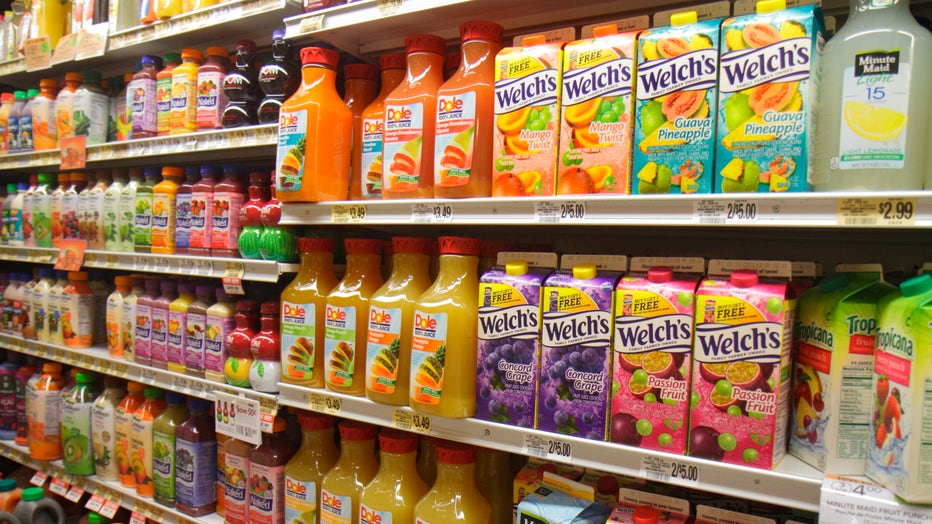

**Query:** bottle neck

left=337, top=439, right=375, bottom=468
left=851, top=0, right=907, bottom=16
left=405, top=51, right=444, bottom=86
left=259, top=314, right=279, bottom=331
left=434, top=462, right=477, bottom=490
left=235, top=312, right=257, bottom=328
left=460, top=39, right=500, bottom=75
left=299, top=427, right=335, bottom=453
left=438, top=254, right=478, bottom=280
left=299, top=251, right=334, bottom=274
left=345, top=253, right=382, bottom=279
left=388, top=252, right=430, bottom=284
left=377, top=450, right=418, bottom=475
left=247, top=185, right=269, bottom=200
left=345, top=78, right=378, bottom=103
left=300, top=64, right=337, bottom=91
left=378, top=69, right=405, bottom=98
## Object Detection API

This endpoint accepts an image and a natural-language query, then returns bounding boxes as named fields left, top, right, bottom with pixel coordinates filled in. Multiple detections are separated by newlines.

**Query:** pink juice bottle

left=133, top=278, right=160, bottom=367
left=189, top=165, right=217, bottom=257
left=184, top=284, right=215, bottom=378
left=149, top=280, right=177, bottom=369
left=211, top=163, right=245, bottom=258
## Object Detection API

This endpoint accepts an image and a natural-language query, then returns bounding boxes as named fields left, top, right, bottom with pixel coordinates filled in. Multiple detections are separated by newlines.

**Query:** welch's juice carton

left=715, top=0, right=824, bottom=193
left=689, top=260, right=795, bottom=469
left=866, top=273, right=932, bottom=503
left=476, top=252, right=557, bottom=428
left=789, top=265, right=894, bottom=474
left=611, top=257, right=705, bottom=455
left=537, top=256, right=624, bottom=440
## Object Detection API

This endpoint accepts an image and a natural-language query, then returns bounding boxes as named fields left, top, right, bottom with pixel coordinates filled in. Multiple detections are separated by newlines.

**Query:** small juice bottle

left=103, top=170, right=125, bottom=251
left=205, top=288, right=236, bottom=383
left=150, top=280, right=177, bottom=369
left=224, top=436, right=253, bottom=523
left=216, top=432, right=230, bottom=515
left=31, top=174, right=54, bottom=249
left=196, top=46, right=230, bottom=131
left=359, top=431, right=429, bottom=523
left=151, top=165, right=182, bottom=254
left=410, top=236, right=480, bottom=417
left=248, top=417, right=295, bottom=523
left=434, top=21, right=503, bottom=198
left=352, top=53, right=405, bottom=200
left=139, top=0, right=157, bottom=25
left=366, top=236, right=433, bottom=405
left=120, top=276, right=145, bottom=360
left=210, top=163, right=246, bottom=257
left=91, top=376, right=126, bottom=482
left=154, top=0, right=180, bottom=21
left=129, top=55, right=161, bottom=139
left=175, top=397, right=217, bottom=517
left=157, top=53, right=181, bottom=137
left=33, top=78, right=58, bottom=150
left=189, top=164, right=217, bottom=256
left=130, top=386, right=167, bottom=498
left=61, top=372, right=100, bottom=476
left=248, top=300, right=281, bottom=392
left=134, top=167, right=160, bottom=253
left=343, top=62, right=379, bottom=200
left=0, top=93, right=12, bottom=154
left=174, top=165, right=198, bottom=255
left=324, top=238, right=385, bottom=396
left=7, top=92, right=23, bottom=153
left=49, top=173, right=68, bottom=247
left=167, top=281, right=195, bottom=374
left=382, top=34, right=446, bottom=200
left=320, top=420, right=379, bottom=524
left=152, top=392, right=190, bottom=507
left=237, top=170, right=269, bottom=259
left=54, top=73, right=82, bottom=144
left=184, top=284, right=215, bottom=378
left=115, top=381, right=145, bottom=488
left=134, top=278, right=159, bottom=365
left=25, top=362, right=65, bottom=460
left=119, top=168, right=142, bottom=251
left=85, top=170, right=109, bottom=249
left=414, top=442, right=492, bottom=523
left=275, top=47, right=353, bottom=202
left=224, top=299, right=258, bottom=387
left=14, top=360, right=38, bottom=446
left=280, top=237, right=338, bottom=387
left=72, top=70, right=109, bottom=145
left=106, top=276, right=131, bottom=356
left=62, top=270, right=94, bottom=348
left=46, top=271, right=68, bottom=345
left=23, top=174, right=39, bottom=247
left=61, top=172, right=87, bottom=241
left=284, top=412, right=337, bottom=522
left=170, top=49, right=203, bottom=135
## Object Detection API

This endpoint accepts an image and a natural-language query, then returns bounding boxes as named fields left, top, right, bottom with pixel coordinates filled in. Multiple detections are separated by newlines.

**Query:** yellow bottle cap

left=757, top=0, right=786, bottom=14
left=523, top=34, right=547, bottom=46
left=506, top=260, right=529, bottom=276
left=592, top=24, right=618, bottom=38
left=671, top=11, right=698, bottom=26
left=573, top=263, right=597, bottom=280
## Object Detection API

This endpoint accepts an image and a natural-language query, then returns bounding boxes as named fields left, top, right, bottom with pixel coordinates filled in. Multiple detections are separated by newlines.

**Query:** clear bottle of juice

left=224, top=436, right=255, bottom=524
left=25, top=362, right=65, bottom=460
left=281, top=237, right=337, bottom=387
left=275, top=47, right=353, bottom=203
left=47, top=270, right=68, bottom=345
left=248, top=417, right=295, bottom=523
left=33, top=78, right=58, bottom=150
left=76, top=171, right=92, bottom=241
left=49, top=172, right=68, bottom=247
left=7, top=91, right=23, bottom=153
left=61, top=371, right=100, bottom=475
left=62, top=270, right=94, bottom=348
left=410, top=236, right=480, bottom=417
left=475, top=448, right=512, bottom=524
left=170, top=48, right=203, bottom=135
left=434, top=22, right=503, bottom=198
left=73, top=70, right=109, bottom=145
left=149, top=280, right=176, bottom=369
left=18, top=89, right=36, bottom=152
left=343, top=62, right=379, bottom=200
left=54, top=72, right=82, bottom=144
left=87, top=270, right=111, bottom=347
left=157, top=53, right=181, bottom=136
left=115, top=381, right=145, bottom=488
left=257, top=29, right=299, bottom=125
left=366, top=236, right=433, bottom=405
left=249, top=300, right=281, bottom=392
left=0, top=93, right=12, bottom=155
left=205, top=288, right=235, bottom=383
left=128, top=55, right=161, bottom=139
left=134, top=166, right=159, bottom=253
left=284, top=412, right=337, bottom=522
left=196, top=46, right=230, bottom=131
left=184, top=283, right=214, bottom=378
left=85, top=170, right=108, bottom=249
left=414, top=442, right=491, bottom=524
left=134, top=278, right=159, bottom=365
left=382, top=34, right=446, bottom=200
left=320, top=420, right=379, bottom=524
left=237, top=170, right=269, bottom=259
left=189, top=163, right=217, bottom=256
left=106, top=275, right=130, bottom=356
left=32, top=268, right=53, bottom=342
left=175, top=397, right=217, bottom=516
left=103, top=169, right=125, bottom=251
left=20, top=270, right=38, bottom=339
left=119, top=168, right=142, bottom=251
left=813, top=0, right=932, bottom=190
left=211, top=163, right=245, bottom=257
left=167, top=281, right=195, bottom=374
left=360, top=430, right=429, bottom=523
left=14, top=360, right=38, bottom=446
left=1, top=273, right=18, bottom=332
left=130, top=386, right=166, bottom=498
left=224, top=299, right=258, bottom=387
left=152, top=392, right=189, bottom=507
left=91, top=376, right=126, bottom=482
left=352, top=53, right=405, bottom=200
left=174, top=165, right=197, bottom=255
left=120, top=275, right=145, bottom=361
left=324, top=238, right=385, bottom=396
left=31, top=173, right=53, bottom=248
left=151, top=165, right=181, bottom=254
left=21, top=174, right=38, bottom=247
left=62, top=171, right=86, bottom=241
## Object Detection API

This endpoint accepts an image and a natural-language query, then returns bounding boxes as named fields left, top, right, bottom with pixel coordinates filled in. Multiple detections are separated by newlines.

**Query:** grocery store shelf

left=82, top=250, right=298, bottom=282
left=280, top=192, right=932, bottom=229
left=0, top=124, right=277, bottom=171
left=0, top=246, right=58, bottom=264
left=0, top=440, right=223, bottom=524
left=277, top=383, right=823, bottom=512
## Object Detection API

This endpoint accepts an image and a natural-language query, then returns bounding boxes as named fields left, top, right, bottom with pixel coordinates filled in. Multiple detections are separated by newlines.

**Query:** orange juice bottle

left=359, top=431, right=429, bottom=524
left=382, top=34, right=446, bottom=200
left=352, top=53, right=405, bottom=201
left=25, top=362, right=66, bottom=460
left=366, top=236, right=433, bottom=406
left=343, top=63, right=378, bottom=201
left=434, top=21, right=503, bottom=198
left=33, top=78, right=59, bottom=150
left=54, top=73, right=82, bottom=144
left=410, top=236, right=480, bottom=418
left=275, top=47, right=353, bottom=203
left=170, top=49, right=203, bottom=135
left=319, top=420, right=378, bottom=524
left=414, top=442, right=492, bottom=524
left=115, top=381, right=146, bottom=488
left=283, top=412, right=338, bottom=522
left=130, top=386, right=166, bottom=498
left=324, top=238, right=384, bottom=396
left=151, top=166, right=182, bottom=254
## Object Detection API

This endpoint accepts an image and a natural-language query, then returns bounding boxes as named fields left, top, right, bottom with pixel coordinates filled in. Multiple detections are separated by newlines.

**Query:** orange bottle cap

left=522, top=34, right=547, bottom=46
left=404, top=34, right=446, bottom=55
left=300, top=47, right=340, bottom=68
left=206, top=46, right=229, bottom=57
left=64, top=72, right=83, bottom=83
left=380, top=52, right=406, bottom=70
left=180, top=48, right=203, bottom=60
left=161, top=166, right=184, bottom=178
left=438, top=236, right=480, bottom=256
left=39, top=78, right=59, bottom=89
left=343, top=63, right=379, bottom=80
left=460, top=21, right=504, bottom=43
left=592, top=24, right=618, bottom=38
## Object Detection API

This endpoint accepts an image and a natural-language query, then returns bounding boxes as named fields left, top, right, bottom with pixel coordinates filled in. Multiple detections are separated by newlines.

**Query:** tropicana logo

left=386, top=107, right=413, bottom=122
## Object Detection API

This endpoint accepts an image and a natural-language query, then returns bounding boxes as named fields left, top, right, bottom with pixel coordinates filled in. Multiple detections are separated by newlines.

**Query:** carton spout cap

left=671, top=11, right=698, bottom=26
left=757, top=0, right=786, bottom=14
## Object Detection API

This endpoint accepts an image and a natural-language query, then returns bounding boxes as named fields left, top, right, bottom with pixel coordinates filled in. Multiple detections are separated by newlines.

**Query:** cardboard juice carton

left=689, top=260, right=796, bottom=469
left=789, top=267, right=894, bottom=474
left=866, top=273, right=932, bottom=503
left=714, top=0, right=824, bottom=193
left=633, top=13, right=722, bottom=194
left=610, top=257, right=705, bottom=454
left=556, top=19, right=644, bottom=195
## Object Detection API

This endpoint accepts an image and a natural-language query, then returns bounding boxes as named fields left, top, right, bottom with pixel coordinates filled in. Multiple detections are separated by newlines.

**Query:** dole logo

left=364, top=120, right=383, bottom=134
left=360, top=506, right=383, bottom=523
left=415, top=313, right=437, bottom=330
left=438, top=96, right=464, bottom=113
left=283, top=304, right=306, bottom=317
left=286, top=478, right=307, bottom=495
left=280, top=113, right=300, bottom=127
left=322, top=491, right=342, bottom=509
left=326, top=307, right=347, bottom=322
left=370, top=309, right=392, bottom=325
left=387, top=107, right=413, bottom=121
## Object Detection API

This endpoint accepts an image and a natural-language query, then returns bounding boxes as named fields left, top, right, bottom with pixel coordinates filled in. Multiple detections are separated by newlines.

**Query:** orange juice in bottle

left=382, top=35, right=446, bottom=200
left=344, top=63, right=378, bottom=201
left=276, top=47, right=353, bottom=203
left=324, top=238, right=384, bottom=396
left=366, top=236, right=433, bottom=406
left=359, top=431, right=429, bottom=524
left=352, top=53, right=405, bottom=200
left=410, top=236, right=480, bottom=418
left=283, top=412, right=338, bottom=522
left=434, top=21, right=503, bottom=198
left=414, top=442, right=492, bottom=524
left=320, top=420, right=378, bottom=524
left=25, top=362, right=66, bottom=460
left=33, top=79, right=59, bottom=150
left=170, top=49, right=203, bottom=135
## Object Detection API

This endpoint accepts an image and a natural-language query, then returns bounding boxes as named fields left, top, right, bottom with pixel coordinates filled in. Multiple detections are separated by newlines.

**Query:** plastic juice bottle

left=22, top=174, right=38, bottom=247
left=32, top=269, right=53, bottom=342
left=120, top=275, right=145, bottom=360
left=119, top=168, right=142, bottom=251
left=8, top=182, right=25, bottom=246
left=183, top=284, right=214, bottom=378
left=106, top=276, right=131, bottom=356
left=284, top=412, right=337, bottom=522
left=175, top=397, right=217, bottom=516
left=382, top=34, right=446, bottom=200
left=174, top=165, right=197, bottom=255
left=365, top=236, right=433, bottom=405
left=54, top=73, right=81, bottom=144
left=149, top=280, right=176, bottom=369
left=62, top=271, right=94, bottom=348
left=248, top=417, right=294, bottom=523
left=72, top=70, right=109, bottom=145
left=49, top=172, right=67, bottom=247
left=0, top=479, right=20, bottom=512
left=114, top=73, right=134, bottom=141
left=92, top=376, right=127, bottom=482
left=151, top=165, right=181, bottom=254
left=249, top=301, right=281, bottom=392
left=224, top=299, right=258, bottom=387
left=61, top=372, right=100, bottom=475
left=224, top=436, right=254, bottom=524
left=324, top=238, right=385, bottom=396
left=18, top=88, right=36, bottom=152
left=103, top=169, right=125, bottom=251
left=14, top=360, right=37, bottom=446
left=351, top=53, right=405, bottom=200
left=222, top=40, right=260, bottom=128
left=475, top=448, right=512, bottom=524
left=257, top=29, right=299, bottom=125
left=152, top=392, right=189, bottom=507
left=205, top=288, right=235, bottom=383
left=359, top=431, right=429, bottom=523
left=237, top=170, right=269, bottom=259
left=275, top=47, right=354, bottom=203
left=434, top=22, right=503, bottom=198
left=129, top=55, right=161, bottom=139
left=181, top=0, right=216, bottom=14
left=25, top=362, right=65, bottom=460
left=6, top=92, right=22, bottom=153
left=153, top=0, right=180, bottom=20
left=410, top=236, right=480, bottom=417
left=86, top=170, right=108, bottom=248
left=46, top=270, right=68, bottom=345
left=8, top=273, right=25, bottom=334
left=62, top=172, right=86, bottom=241
left=115, top=381, right=145, bottom=488
left=133, top=278, right=159, bottom=366
left=139, top=0, right=156, bottom=25
left=0, top=274, right=15, bottom=332
left=258, top=185, right=296, bottom=262
left=167, top=281, right=195, bottom=374
left=414, top=442, right=492, bottom=523
left=32, top=173, right=53, bottom=248
left=0, top=185, right=12, bottom=244
left=170, top=48, right=203, bottom=134
left=14, top=487, right=66, bottom=524
left=343, top=62, right=379, bottom=199
left=20, top=270, right=38, bottom=339
left=130, top=386, right=166, bottom=498
left=320, top=420, right=379, bottom=524
left=134, top=166, right=159, bottom=253
left=88, top=270, right=111, bottom=347
left=76, top=171, right=92, bottom=240
left=33, top=78, right=58, bottom=150
left=196, top=46, right=230, bottom=131
left=0, top=360, right=16, bottom=439
left=0, top=93, right=12, bottom=155
left=157, top=53, right=181, bottom=136
left=189, top=164, right=217, bottom=256
left=210, top=163, right=245, bottom=257
left=216, top=432, right=230, bottom=516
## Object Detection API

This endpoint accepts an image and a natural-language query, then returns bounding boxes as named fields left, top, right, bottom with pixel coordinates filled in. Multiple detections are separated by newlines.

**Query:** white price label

left=133, top=255, right=149, bottom=270
left=99, top=499, right=120, bottom=518
left=48, top=477, right=69, bottom=496
left=837, top=197, right=917, bottom=226
left=522, top=434, right=572, bottom=460
left=234, top=397, right=262, bottom=445
left=140, top=368, right=157, bottom=384
left=105, top=254, right=119, bottom=268
left=307, top=392, right=341, bottom=415
left=694, top=199, right=760, bottom=224
left=391, top=409, right=431, bottom=434
left=331, top=204, right=367, bottom=224
left=112, top=362, right=128, bottom=377
left=84, top=494, right=104, bottom=512
left=130, top=512, right=146, bottom=524
left=818, top=474, right=932, bottom=524
left=30, top=470, right=49, bottom=486
left=64, top=485, right=84, bottom=502
left=153, top=257, right=171, bottom=272
left=639, top=455, right=700, bottom=486
left=412, top=203, right=454, bottom=223
left=299, top=14, right=324, bottom=33
left=222, top=276, right=245, bottom=295
left=377, top=0, right=403, bottom=14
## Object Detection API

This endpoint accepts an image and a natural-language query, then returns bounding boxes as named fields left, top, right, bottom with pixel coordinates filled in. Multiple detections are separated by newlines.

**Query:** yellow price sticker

left=837, top=197, right=917, bottom=227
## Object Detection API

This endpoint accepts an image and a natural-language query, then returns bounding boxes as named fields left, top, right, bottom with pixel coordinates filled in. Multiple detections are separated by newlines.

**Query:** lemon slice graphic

left=844, top=101, right=907, bottom=141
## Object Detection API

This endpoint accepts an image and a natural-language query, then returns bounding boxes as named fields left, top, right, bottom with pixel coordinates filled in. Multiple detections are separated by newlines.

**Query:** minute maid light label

left=719, top=38, right=811, bottom=92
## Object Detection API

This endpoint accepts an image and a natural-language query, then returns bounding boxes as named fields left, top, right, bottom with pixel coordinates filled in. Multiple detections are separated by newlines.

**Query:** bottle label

left=129, top=77, right=157, bottom=135
left=188, top=190, right=212, bottom=250
left=152, top=429, right=176, bottom=499
left=360, top=504, right=393, bottom=524
left=410, top=310, right=448, bottom=406
left=174, top=192, right=192, bottom=249
left=103, top=189, right=121, bottom=249
left=73, top=91, right=109, bottom=144
left=281, top=301, right=315, bottom=381
left=91, top=400, right=118, bottom=479
left=185, top=311, right=207, bottom=372
left=197, top=71, right=227, bottom=129
left=151, top=192, right=175, bottom=250
left=0, top=119, right=8, bottom=153
left=106, top=296, right=123, bottom=355
left=157, top=75, right=172, bottom=134
left=276, top=109, right=307, bottom=193
left=120, top=298, right=137, bottom=359
left=224, top=453, right=250, bottom=522
left=134, top=302, right=152, bottom=360
left=434, top=90, right=477, bottom=187
left=0, top=372, right=14, bottom=432
left=8, top=208, right=21, bottom=243
left=64, top=292, right=94, bottom=347
left=26, top=385, right=60, bottom=440
left=320, top=489, right=352, bottom=524
left=415, top=519, right=433, bottom=524
left=33, top=192, right=52, bottom=248
left=205, top=314, right=235, bottom=375
left=324, top=305, right=357, bottom=387
left=837, top=52, right=910, bottom=170
left=168, top=309, right=187, bottom=366
left=129, top=417, right=154, bottom=495
left=134, top=193, right=152, bottom=248
left=7, top=115, right=18, bottom=151
left=285, top=476, right=316, bottom=523
left=360, top=117, right=384, bottom=199
left=365, top=306, right=402, bottom=395
left=19, top=115, right=33, bottom=150
left=171, top=70, right=198, bottom=132
left=86, top=190, right=105, bottom=247
left=211, top=190, right=245, bottom=250
left=150, top=306, right=169, bottom=363
left=175, top=438, right=217, bottom=508
left=114, top=409, right=134, bottom=484
left=118, top=186, right=136, bottom=250
left=382, top=102, right=425, bottom=193
left=61, top=398, right=94, bottom=474
left=248, top=463, right=285, bottom=524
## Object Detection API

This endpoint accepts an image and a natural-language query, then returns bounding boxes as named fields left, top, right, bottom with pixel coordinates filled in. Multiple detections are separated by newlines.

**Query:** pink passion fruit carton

left=689, top=260, right=796, bottom=469
left=610, top=257, right=705, bottom=455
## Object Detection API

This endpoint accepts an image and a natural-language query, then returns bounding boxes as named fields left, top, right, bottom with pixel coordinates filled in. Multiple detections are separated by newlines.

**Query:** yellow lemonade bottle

left=324, top=238, right=384, bottom=396
left=410, top=236, right=480, bottom=418
left=414, top=442, right=492, bottom=524
left=281, top=237, right=338, bottom=388
left=167, top=281, right=195, bottom=374
left=151, top=166, right=182, bottom=254
left=366, top=236, right=433, bottom=405
left=284, top=412, right=338, bottom=523
left=359, top=431, right=429, bottom=524
left=320, top=420, right=378, bottom=524
left=170, top=49, right=202, bottom=135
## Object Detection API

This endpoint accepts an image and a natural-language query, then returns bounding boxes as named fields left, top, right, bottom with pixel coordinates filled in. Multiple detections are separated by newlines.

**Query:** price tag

left=196, top=258, right=213, bottom=275
left=83, top=252, right=98, bottom=265
left=51, top=32, right=79, bottom=64
left=392, top=409, right=431, bottom=434
left=234, top=397, right=262, bottom=445
left=84, top=493, right=104, bottom=512
left=64, top=485, right=85, bottom=502
left=133, top=255, right=149, bottom=271
left=837, top=197, right=917, bottom=226
left=74, top=23, right=109, bottom=60
left=522, top=433, right=572, bottom=460
left=187, top=379, right=205, bottom=395
left=52, top=347, right=66, bottom=361
left=23, top=36, right=52, bottom=71
left=99, top=499, right=120, bottom=518
left=97, top=360, right=112, bottom=374
left=639, top=455, right=700, bottom=487
left=30, top=470, right=48, bottom=486
left=331, top=204, right=367, bottom=224
left=172, top=375, right=190, bottom=392
left=214, top=391, right=238, bottom=438
left=82, top=354, right=95, bottom=368
left=377, top=0, right=404, bottom=14
left=129, top=512, right=146, bottom=524
left=140, top=368, right=157, bottom=384
left=105, top=254, right=119, bottom=268
left=135, top=500, right=163, bottom=522
left=534, top=201, right=586, bottom=223
left=60, top=136, right=87, bottom=170
left=253, top=125, right=277, bottom=143
left=112, top=362, right=128, bottom=377
left=307, top=392, right=342, bottom=415
left=153, top=257, right=171, bottom=272
left=49, top=477, right=69, bottom=496
left=179, top=258, right=197, bottom=274
left=298, top=14, right=324, bottom=33
left=412, top=203, right=454, bottom=223
left=259, top=397, right=277, bottom=433
left=223, top=261, right=246, bottom=295
left=694, top=199, right=760, bottom=225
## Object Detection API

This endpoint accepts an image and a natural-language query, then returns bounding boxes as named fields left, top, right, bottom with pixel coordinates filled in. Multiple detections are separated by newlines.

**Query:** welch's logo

left=877, top=326, right=913, bottom=357
left=637, top=50, right=718, bottom=100
left=694, top=322, right=782, bottom=362
left=614, top=314, right=693, bottom=353
left=542, top=311, right=611, bottom=347
left=479, top=305, right=539, bottom=339
left=797, top=321, right=834, bottom=350
left=562, top=58, right=633, bottom=105
left=720, top=38, right=810, bottom=93
left=495, top=70, right=559, bottom=114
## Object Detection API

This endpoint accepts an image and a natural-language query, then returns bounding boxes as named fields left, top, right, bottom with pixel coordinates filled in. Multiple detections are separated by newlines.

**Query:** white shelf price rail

left=82, top=250, right=298, bottom=283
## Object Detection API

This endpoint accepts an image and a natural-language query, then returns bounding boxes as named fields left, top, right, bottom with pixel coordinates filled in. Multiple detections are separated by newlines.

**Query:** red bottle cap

left=300, top=47, right=339, bottom=68
left=0, top=93, right=11, bottom=102
left=345, top=238, right=384, bottom=254
left=392, top=236, right=432, bottom=255
left=343, top=63, right=379, bottom=81
left=460, top=21, right=504, bottom=43
left=633, top=505, right=660, bottom=524
left=260, top=301, right=279, bottom=315
left=298, top=412, right=334, bottom=431
left=479, top=240, right=512, bottom=259
left=404, top=34, right=446, bottom=56
left=378, top=430, right=419, bottom=454
left=380, top=52, right=406, bottom=70
left=298, top=237, right=335, bottom=253
left=596, top=475, right=619, bottom=495
left=436, top=442, right=476, bottom=465
left=338, top=420, right=377, bottom=441
left=438, top=236, right=480, bottom=256
left=731, top=269, right=759, bottom=288
left=647, top=266, right=673, bottom=283
left=236, top=299, right=259, bottom=313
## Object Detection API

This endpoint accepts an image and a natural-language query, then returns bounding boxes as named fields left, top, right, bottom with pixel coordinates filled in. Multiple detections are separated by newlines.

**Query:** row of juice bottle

left=0, top=166, right=297, bottom=260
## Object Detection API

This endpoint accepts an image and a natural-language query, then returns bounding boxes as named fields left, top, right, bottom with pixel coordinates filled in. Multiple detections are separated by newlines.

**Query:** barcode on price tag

left=640, top=455, right=700, bottom=486
left=235, top=397, right=262, bottom=445
left=391, top=409, right=431, bottom=434
left=412, top=203, right=453, bottom=223
left=837, top=197, right=917, bottom=226
left=694, top=199, right=760, bottom=224
left=522, top=434, right=572, bottom=460
left=30, top=471, right=48, bottom=486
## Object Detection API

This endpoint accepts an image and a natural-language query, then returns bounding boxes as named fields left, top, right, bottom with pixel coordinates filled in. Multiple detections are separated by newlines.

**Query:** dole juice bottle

left=281, top=237, right=338, bottom=388
left=225, top=299, right=259, bottom=387
left=343, top=63, right=379, bottom=200
left=359, top=431, right=429, bottom=524
left=284, top=412, right=337, bottom=522
left=352, top=53, right=405, bottom=200
left=434, top=21, right=504, bottom=198
left=410, top=236, right=480, bottom=418
left=170, top=49, right=203, bottom=135
left=320, top=421, right=378, bottom=524
left=324, top=238, right=385, bottom=396
left=382, top=34, right=446, bottom=199
left=249, top=301, right=282, bottom=393
left=413, top=442, right=492, bottom=523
